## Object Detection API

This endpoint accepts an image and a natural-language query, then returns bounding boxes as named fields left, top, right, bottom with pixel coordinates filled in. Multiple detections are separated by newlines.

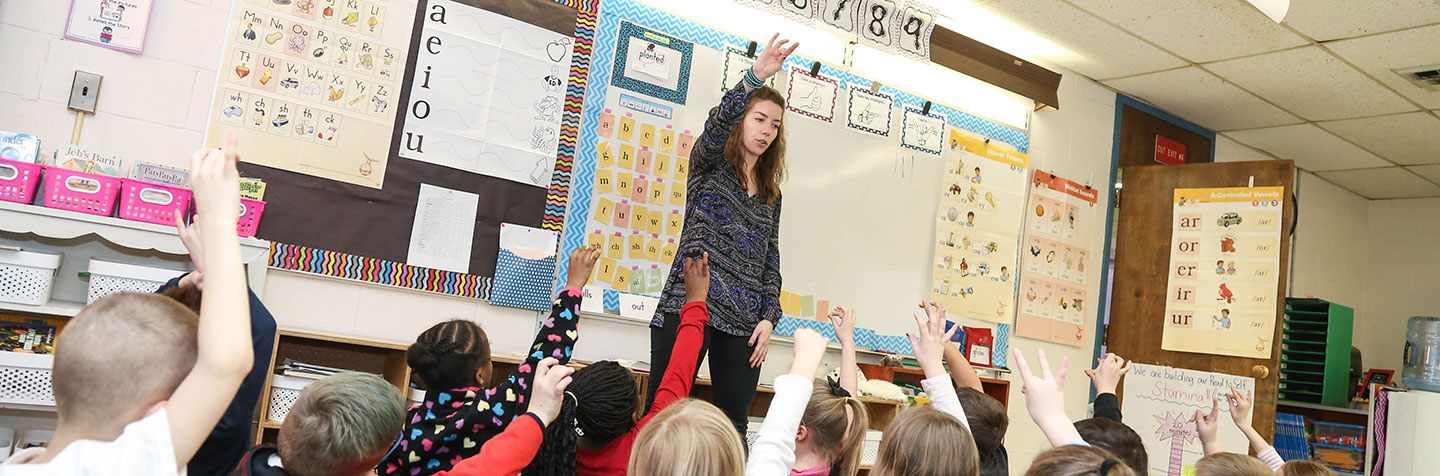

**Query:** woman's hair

left=628, top=398, right=745, bottom=476
left=1194, top=453, right=1274, bottom=476
left=722, top=86, right=787, bottom=204
left=407, top=319, right=489, bottom=391
left=1278, top=460, right=1338, bottom=476
left=871, top=405, right=979, bottom=476
left=800, top=380, right=871, bottom=476
left=524, top=361, right=639, bottom=476
left=1023, top=445, right=1139, bottom=476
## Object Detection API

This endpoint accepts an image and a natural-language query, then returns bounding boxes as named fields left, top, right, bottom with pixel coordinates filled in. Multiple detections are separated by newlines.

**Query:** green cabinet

left=1279, top=298, right=1354, bottom=407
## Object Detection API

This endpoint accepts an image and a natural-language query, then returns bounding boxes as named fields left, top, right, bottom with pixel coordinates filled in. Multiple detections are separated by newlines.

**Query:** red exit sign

left=1155, top=135, right=1186, bottom=165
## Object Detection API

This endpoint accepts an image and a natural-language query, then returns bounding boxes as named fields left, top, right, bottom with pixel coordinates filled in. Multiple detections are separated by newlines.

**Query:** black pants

left=646, top=311, right=762, bottom=445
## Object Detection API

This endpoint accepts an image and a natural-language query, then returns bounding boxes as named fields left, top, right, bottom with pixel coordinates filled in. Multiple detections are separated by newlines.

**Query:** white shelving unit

left=0, top=200, right=272, bottom=413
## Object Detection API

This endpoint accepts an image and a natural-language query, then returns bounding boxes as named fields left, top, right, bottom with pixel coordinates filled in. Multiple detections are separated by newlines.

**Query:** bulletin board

left=206, top=0, right=600, bottom=299
left=555, top=0, right=1034, bottom=358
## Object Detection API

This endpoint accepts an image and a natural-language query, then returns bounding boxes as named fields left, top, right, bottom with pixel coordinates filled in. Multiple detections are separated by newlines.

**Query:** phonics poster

left=1161, top=187, right=1284, bottom=358
left=930, top=130, right=1029, bottom=324
left=1123, top=364, right=1255, bottom=476
left=1015, top=169, right=1100, bottom=346
left=207, top=0, right=415, bottom=189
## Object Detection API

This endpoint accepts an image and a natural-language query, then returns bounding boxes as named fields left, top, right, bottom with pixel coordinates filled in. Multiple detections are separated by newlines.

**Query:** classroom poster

left=65, top=0, right=154, bottom=54
left=930, top=130, right=1028, bottom=324
left=206, top=0, right=415, bottom=189
left=1015, top=169, right=1100, bottom=346
left=397, top=0, right=572, bottom=188
left=1122, top=364, right=1255, bottom=476
left=1161, top=187, right=1284, bottom=358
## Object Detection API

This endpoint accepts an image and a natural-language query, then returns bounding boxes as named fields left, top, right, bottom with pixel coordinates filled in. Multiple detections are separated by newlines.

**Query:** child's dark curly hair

left=407, top=319, right=490, bottom=391
left=523, top=361, right=639, bottom=476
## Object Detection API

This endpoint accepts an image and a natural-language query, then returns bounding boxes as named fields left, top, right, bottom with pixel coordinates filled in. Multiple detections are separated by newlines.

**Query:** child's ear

left=795, top=425, right=809, bottom=443
left=475, top=362, right=494, bottom=388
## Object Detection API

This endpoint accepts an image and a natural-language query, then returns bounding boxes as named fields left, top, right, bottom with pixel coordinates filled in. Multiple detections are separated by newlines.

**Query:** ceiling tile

left=1327, top=25, right=1440, bottom=110
left=1065, top=0, right=1307, bottom=63
left=1224, top=124, right=1391, bottom=171
left=1407, top=164, right=1440, bottom=183
left=1318, top=112, right=1440, bottom=165
left=1316, top=167, right=1440, bottom=199
left=971, top=0, right=1188, bottom=80
left=1103, top=67, right=1301, bottom=130
left=1205, top=46, right=1418, bottom=121
left=1284, top=0, right=1440, bottom=42
left=1214, top=135, right=1278, bottom=163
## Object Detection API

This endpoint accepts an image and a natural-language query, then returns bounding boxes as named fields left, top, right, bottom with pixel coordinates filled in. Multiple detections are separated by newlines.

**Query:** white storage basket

left=0, top=352, right=56, bottom=407
left=86, top=259, right=186, bottom=303
left=860, top=429, right=883, bottom=466
left=267, top=374, right=315, bottom=423
left=744, top=417, right=764, bottom=448
left=0, top=250, right=62, bottom=306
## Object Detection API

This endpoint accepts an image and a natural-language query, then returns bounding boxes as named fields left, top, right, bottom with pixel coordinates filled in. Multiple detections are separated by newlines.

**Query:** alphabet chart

left=206, top=0, right=415, bottom=189
left=1014, top=169, right=1099, bottom=346
left=584, top=110, right=693, bottom=295
left=396, top=0, right=573, bottom=188
left=930, top=130, right=1029, bottom=324
left=1161, top=187, right=1284, bottom=358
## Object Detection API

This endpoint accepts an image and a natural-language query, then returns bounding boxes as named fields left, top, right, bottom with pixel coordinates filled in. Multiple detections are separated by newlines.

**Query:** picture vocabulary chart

left=1015, top=169, right=1100, bottom=346
left=930, top=131, right=1029, bottom=324
left=397, top=0, right=573, bottom=188
left=1122, top=364, right=1255, bottom=476
left=207, top=0, right=416, bottom=189
left=1161, top=187, right=1284, bottom=358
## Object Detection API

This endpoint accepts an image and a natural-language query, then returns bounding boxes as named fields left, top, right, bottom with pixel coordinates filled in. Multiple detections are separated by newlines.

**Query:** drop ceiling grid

left=1318, top=112, right=1440, bottom=165
left=1315, top=166, right=1440, bottom=199
left=1223, top=124, right=1391, bottom=172
left=969, top=0, right=1188, bottom=80
left=1101, top=67, right=1301, bottom=131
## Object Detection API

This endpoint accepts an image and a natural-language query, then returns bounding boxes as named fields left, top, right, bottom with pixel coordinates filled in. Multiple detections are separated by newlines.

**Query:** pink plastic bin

left=0, top=159, right=43, bottom=204
left=237, top=198, right=266, bottom=238
left=43, top=167, right=121, bottom=216
left=118, top=179, right=192, bottom=226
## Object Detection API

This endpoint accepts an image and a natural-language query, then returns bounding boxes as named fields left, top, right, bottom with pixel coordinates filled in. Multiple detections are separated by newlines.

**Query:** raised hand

left=1012, top=348, right=1082, bottom=446
left=1083, top=353, right=1132, bottom=395
left=1194, top=399, right=1223, bottom=455
left=907, top=301, right=957, bottom=379
left=683, top=253, right=710, bottom=303
left=751, top=33, right=799, bottom=81
left=827, top=306, right=856, bottom=347
left=1225, top=387, right=1253, bottom=427
left=565, top=245, right=602, bottom=290
left=528, top=358, right=575, bottom=425
left=787, top=328, right=827, bottom=380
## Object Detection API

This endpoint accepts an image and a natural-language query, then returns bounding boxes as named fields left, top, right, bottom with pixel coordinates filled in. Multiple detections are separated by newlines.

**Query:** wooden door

left=1106, top=160, right=1295, bottom=440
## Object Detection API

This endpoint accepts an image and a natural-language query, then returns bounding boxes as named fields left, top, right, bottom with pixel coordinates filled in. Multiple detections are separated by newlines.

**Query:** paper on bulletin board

left=65, top=0, right=154, bottom=54
left=930, top=129, right=1029, bottom=324
left=1161, top=186, right=1284, bottom=358
left=407, top=184, right=479, bottom=274
left=1122, top=363, right=1255, bottom=476
left=784, top=67, right=838, bottom=123
left=720, top=46, right=777, bottom=92
left=396, top=0, right=571, bottom=188
left=1014, top=168, right=1100, bottom=346
left=206, top=0, right=416, bottom=189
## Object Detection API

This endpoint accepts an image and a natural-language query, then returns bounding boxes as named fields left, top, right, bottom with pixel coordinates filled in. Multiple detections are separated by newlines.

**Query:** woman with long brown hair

left=647, top=32, right=798, bottom=442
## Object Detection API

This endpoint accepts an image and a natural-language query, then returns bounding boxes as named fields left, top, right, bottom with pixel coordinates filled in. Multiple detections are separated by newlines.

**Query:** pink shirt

left=790, top=463, right=831, bottom=476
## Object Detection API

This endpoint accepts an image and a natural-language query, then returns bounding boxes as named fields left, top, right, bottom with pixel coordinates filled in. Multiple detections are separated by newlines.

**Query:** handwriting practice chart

left=585, top=110, right=693, bottom=295
left=1162, top=187, right=1284, bottom=358
left=1015, top=169, right=1099, bottom=346
left=208, top=0, right=415, bottom=189
left=930, top=131, right=1029, bottom=324
left=397, top=0, right=573, bottom=188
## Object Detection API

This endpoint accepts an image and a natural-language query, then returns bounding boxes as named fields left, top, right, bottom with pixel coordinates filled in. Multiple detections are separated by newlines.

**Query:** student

left=1023, top=445, right=1138, bottom=476
left=934, top=302, right=1008, bottom=476
left=379, top=246, right=601, bottom=476
left=870, top=303, right=979, bottom=476
left=1013, top=348, right=1143, bottom=476
left=156, top=230, right=279, bottom=476
left=626, top=399, right=745, bottom=476
left=1076, top=354, right=1148, bottom=474
left=3, top=136, right=254, bottom=474
left=791, top=307, right=870, bottom=476
left=1194, top=389, right=1284, bottom=471
left=427, top=358, right=576, bottom=476
left=1277, top=461, right=1337, bottom=476
left=522, top=254, right=714, bottom=476
left=745, top=328, right=832, bottom=476
left=1193, top=454, right=1274, bottom=476
left=229, top=372, right=406, bottom=476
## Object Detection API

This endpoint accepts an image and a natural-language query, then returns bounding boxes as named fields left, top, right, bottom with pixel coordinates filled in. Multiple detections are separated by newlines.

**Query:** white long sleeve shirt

left=921, top=374, right=971, bottom=432
left=745, top=375, right=814, bottom=476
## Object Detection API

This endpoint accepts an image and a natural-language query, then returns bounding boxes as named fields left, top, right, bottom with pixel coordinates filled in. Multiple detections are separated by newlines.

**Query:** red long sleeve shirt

left=432, top=413, right=546, bottom=476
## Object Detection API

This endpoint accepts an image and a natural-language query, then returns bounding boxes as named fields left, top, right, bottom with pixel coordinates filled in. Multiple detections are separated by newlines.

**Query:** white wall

left=1361, top=198, right=1440, bottom=374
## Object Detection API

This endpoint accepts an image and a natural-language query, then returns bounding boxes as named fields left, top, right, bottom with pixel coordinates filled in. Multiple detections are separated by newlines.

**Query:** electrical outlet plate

left=68, top=71, right=102, bottom=114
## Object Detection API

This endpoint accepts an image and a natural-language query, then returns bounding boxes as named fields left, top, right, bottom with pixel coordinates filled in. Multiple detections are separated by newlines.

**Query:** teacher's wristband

left=743, top=67, right=766, bottom=90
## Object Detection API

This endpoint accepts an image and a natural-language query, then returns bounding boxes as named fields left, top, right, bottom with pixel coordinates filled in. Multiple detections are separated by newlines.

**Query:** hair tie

left=826, top=375, right=852, bottom=398
left=1099, top=458, right=1122, bottom=475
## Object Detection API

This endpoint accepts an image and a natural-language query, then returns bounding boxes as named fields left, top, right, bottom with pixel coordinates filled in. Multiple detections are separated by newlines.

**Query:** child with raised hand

left=1075, top=353, right=1148, bottom=474
left=1192, top=399, right=1274, bottom=476
left=869, top=302, right=980, bottom=476
left=431, top=358, right=576, bottom=476
left=789, top=307, right=870, bottom=476
left=230, top=372, right=407, bottom=476
left=747, top=328, right=831, bottom=476
left=1013, top=349, right=1142, bottom=476
left=928, top=302, right=1010, bottom=476
left=1193, top=388, right=1284, bottom=471
left=380, top=246, right=600, bottom=476
left=4, top=135, right=253, bottom=474
left=523, top=253, right=713, bottom=476
left=1084, top=353, right=1131, bottom=422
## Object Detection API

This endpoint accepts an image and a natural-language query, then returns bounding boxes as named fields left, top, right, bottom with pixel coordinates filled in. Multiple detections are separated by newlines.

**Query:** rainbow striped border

left=269, top=242, right=493, bottom=299
left=542, top=2, right=601, bottom=232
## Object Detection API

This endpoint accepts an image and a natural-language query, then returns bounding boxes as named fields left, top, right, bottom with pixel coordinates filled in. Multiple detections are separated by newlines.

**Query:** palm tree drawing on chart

left=1153, top=411, right=1199, bottom=476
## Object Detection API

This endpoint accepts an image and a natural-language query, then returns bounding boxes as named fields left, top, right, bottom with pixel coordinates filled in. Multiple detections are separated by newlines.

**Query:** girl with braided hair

left=524, top=254, right=714, bottom=476
left=378, top=247, right=600, bottom=476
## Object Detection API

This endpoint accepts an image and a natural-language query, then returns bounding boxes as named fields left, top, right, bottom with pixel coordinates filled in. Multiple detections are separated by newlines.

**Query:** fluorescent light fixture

left=851, top=45, right=1032, bottom=130
left=930, top=1, right=1075, bottom=68
left=631, top=0, right=847, bottom=66
left=1246, top=0, right=1290, bottom=23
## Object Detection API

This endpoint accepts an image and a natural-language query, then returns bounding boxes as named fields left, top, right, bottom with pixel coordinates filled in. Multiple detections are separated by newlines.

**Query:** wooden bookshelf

left=858, top=362, right=1011, bottom=409
left=253, top=327, right=413, bottom=445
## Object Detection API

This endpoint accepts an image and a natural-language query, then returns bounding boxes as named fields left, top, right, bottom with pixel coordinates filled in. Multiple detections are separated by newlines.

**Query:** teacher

left=647, top=33, right=798, bottom=441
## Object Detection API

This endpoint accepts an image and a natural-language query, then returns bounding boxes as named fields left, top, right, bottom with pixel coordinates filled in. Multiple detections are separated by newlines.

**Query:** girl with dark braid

left=377, top=247, right=600, bottom=476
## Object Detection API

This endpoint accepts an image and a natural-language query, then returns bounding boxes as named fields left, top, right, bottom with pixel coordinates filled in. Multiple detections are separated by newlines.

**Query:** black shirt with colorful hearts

left=378, top=289, right=582, bottom=475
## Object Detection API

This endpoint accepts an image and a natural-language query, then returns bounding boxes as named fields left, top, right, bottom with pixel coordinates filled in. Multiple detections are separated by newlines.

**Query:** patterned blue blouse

left=652, top=83, right=783, bottom=336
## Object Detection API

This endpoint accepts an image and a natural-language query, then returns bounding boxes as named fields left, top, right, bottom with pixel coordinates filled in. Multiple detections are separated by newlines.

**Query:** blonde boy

left=3, top=135, right=253, bottom=475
